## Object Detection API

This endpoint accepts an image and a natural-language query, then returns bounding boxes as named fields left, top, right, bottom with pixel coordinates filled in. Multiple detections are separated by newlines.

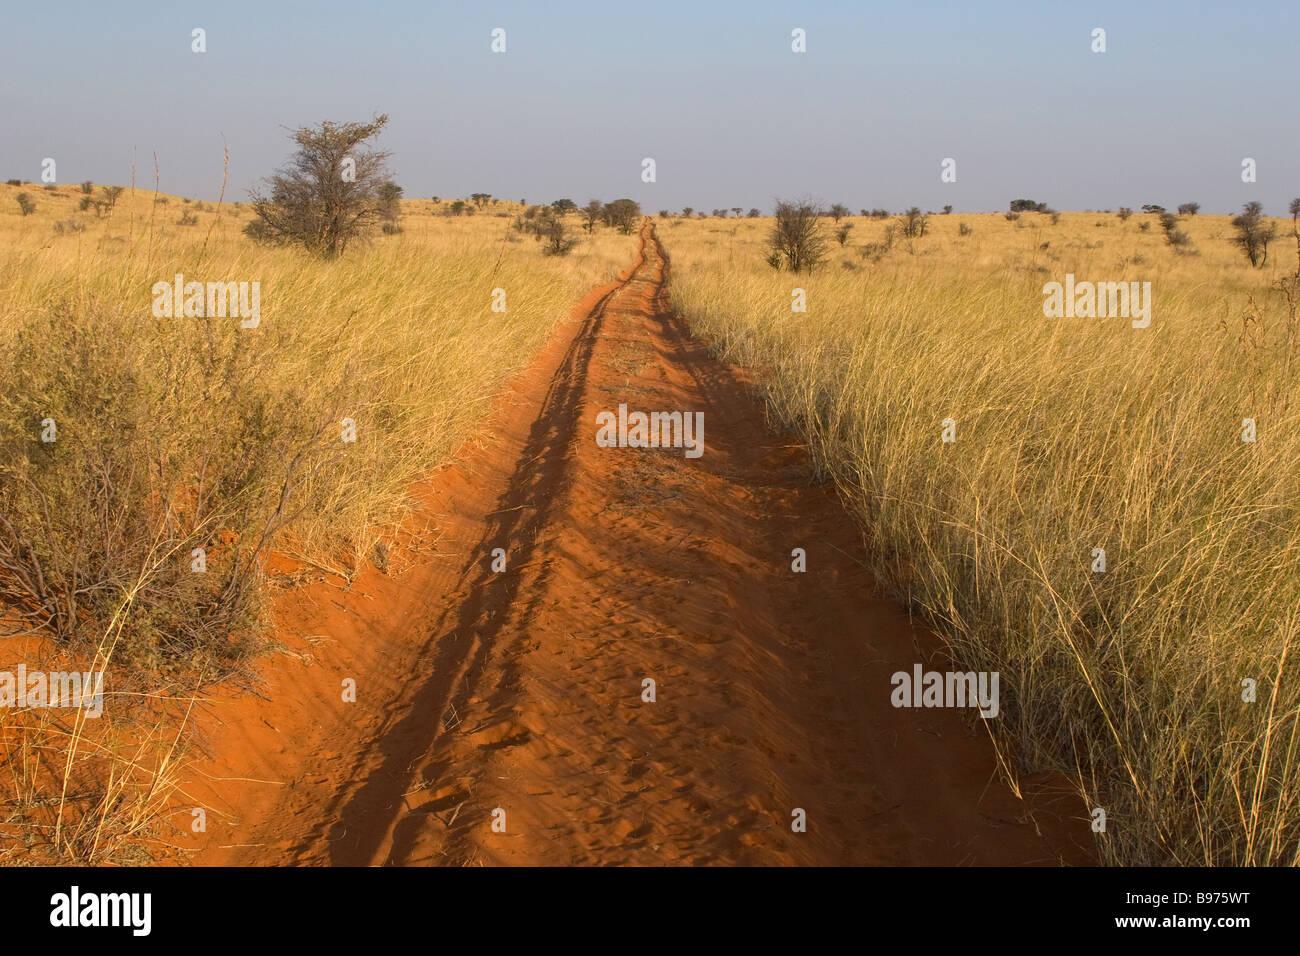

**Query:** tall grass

left=0, top=184, right=634, bottom=861
left=666, top=211, right=1300, bottom=865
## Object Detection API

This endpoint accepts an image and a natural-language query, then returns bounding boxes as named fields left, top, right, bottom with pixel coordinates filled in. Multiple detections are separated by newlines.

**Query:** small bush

left=16, top=192, right=36, bottom=216
left=958, top=222, right=972, bottom=236
left=1230, top=201, right=1276, bottom=267
left=177, top=211, right=199, bottom=226
left=80, top=180, right=94, bottom=195
left=5, top=178, right=21, bottom=187
left=768, top=199, right=828, bottom=273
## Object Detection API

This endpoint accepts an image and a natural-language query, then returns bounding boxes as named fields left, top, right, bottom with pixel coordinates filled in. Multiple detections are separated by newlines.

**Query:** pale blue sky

left=1, top=0, right=1295, bottom=214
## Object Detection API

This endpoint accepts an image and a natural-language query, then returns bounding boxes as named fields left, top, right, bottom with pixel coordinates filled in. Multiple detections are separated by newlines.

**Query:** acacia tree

left=247, top=113, right=394, bottom=258
left=768, top=199, right=827, bottom=273
left=602, top=198, right=641, bottom=234
left=1231, top=201, right=1276, bottom=268
left=581, top=199, right=602, bottom=233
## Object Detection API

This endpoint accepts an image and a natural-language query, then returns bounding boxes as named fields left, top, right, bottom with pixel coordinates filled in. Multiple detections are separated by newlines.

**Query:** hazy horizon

left=2, top=0, right=1296, bottom=216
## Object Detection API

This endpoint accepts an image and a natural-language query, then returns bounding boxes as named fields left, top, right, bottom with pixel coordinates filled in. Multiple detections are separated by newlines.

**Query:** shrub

left=900, top=206, right=928, bottom=239
left=247, top=114, right=394, bottom=257
left=1230, top=201, right=1276, bottom=267
left=601, top=199, right=641, bottom=234
left=768, top=199, right=828, bottom=273
left=100, top=185, right=124, bottom=213
left=536, top=213, right=574, bottom=256
left=16, top=192, right=35, bottom=216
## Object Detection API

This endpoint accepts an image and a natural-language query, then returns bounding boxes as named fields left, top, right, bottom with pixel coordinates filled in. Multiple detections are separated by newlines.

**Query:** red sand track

left=182, top=222, right=1090, bottom=866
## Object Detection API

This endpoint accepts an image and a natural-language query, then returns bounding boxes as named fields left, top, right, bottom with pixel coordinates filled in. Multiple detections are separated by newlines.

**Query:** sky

left=1, top=0, right=1296, bottom=215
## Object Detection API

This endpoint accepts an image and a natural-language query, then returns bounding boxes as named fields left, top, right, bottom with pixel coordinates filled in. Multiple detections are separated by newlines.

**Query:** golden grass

left=664, top=209, right=1300, bottom=865
left=0, top=182, right=634, bottom=861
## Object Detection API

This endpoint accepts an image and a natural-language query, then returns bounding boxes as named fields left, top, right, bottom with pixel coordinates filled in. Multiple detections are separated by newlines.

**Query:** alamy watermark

left=151, top=273, right=261, bottom=328
left=891, top=665, right=999, bottom=718
left=1, top=665, right=104, bottom=717
left=595, top=403, right=704, bottom=459
left=1042, top=274, right=1151, bottom=328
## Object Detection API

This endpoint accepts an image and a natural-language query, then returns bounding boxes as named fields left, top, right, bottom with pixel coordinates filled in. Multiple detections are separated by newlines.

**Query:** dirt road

left=185, top=222, right=1086, bottom=866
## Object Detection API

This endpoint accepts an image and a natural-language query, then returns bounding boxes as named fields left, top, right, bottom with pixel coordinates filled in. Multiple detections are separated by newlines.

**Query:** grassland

left=664, top=209, right=1300, bottom=865
left=0, top=182, right=634, bottom=861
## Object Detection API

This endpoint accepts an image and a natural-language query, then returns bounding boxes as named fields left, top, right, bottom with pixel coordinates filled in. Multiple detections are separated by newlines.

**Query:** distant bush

left=80, top=180, right=94, bottom=195
left=16, top=192, right=35, bottom=216
left=529, top=209, right=574, bottom=255
left=177, top=211, right=199, bottom=226
left=5, top=178, right=21, bottom=187
left=768, top=199, right=827, bottom=273
left=1230, top=201, right=1276, bottom=267
left=1117, top=207, right=1133, bottom=221
left=900, top=207, right=928, bottom=239
left=601, top=199, right=641, bottom=234
left=958, top=222, right=972, bottom=236
left=1177, top=202, right=1200, bottom=216
left=242, top=218, right=277, bottom=243
left=1009, top=199, right=1048, bottom=213
left=100, top=185, right=124, bottom=213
